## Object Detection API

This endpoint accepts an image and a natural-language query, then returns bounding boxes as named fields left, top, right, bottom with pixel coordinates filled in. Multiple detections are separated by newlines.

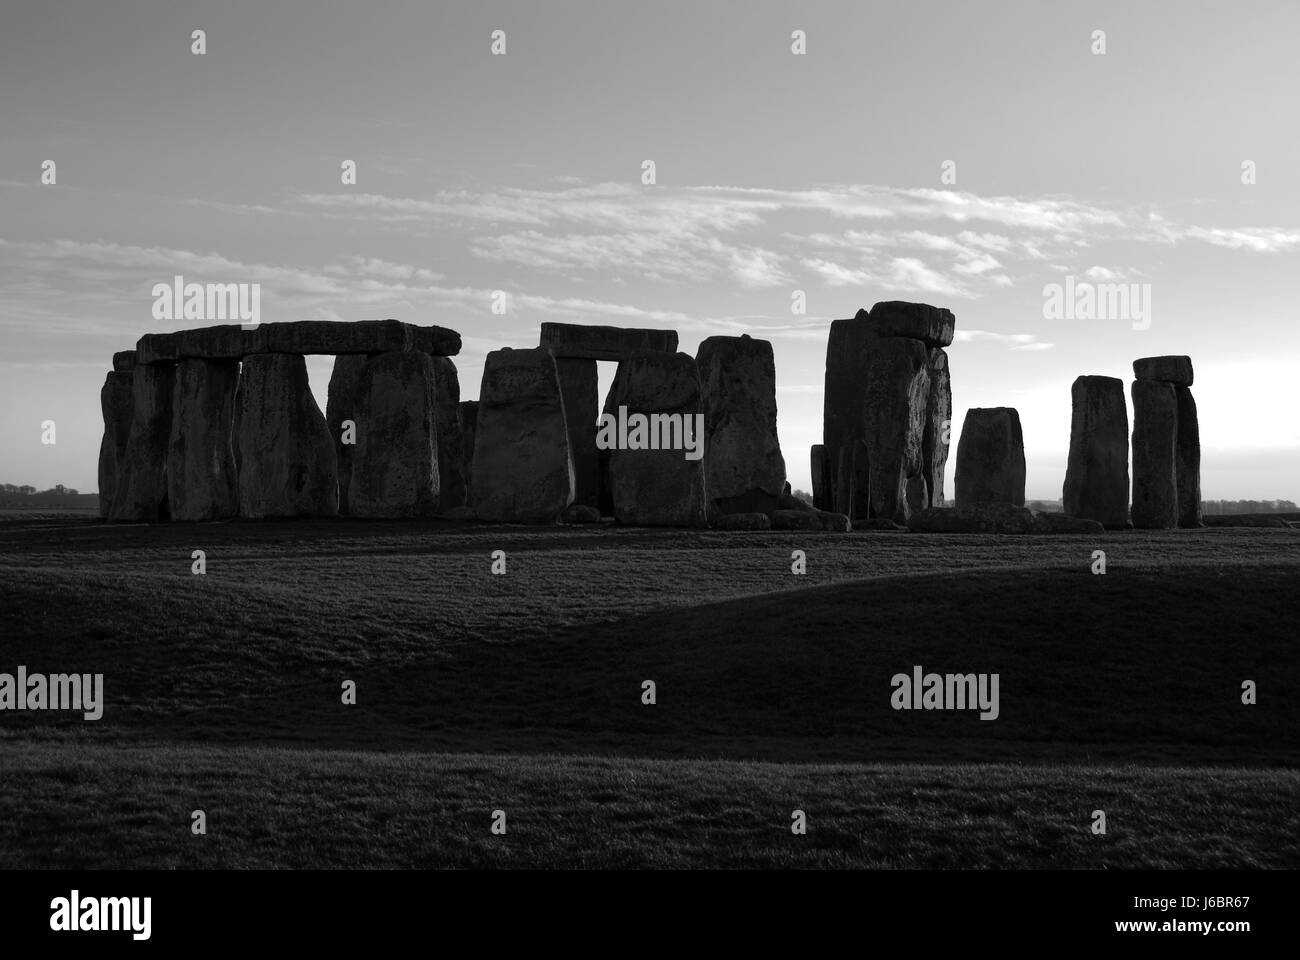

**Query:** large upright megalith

left=922, top=347, right=952, bottom=508
left=810, top=444, right=829, bottom=511
left=696, top=334, right=786, bottom=516
left=1132, top=356, right=1199, bottom=529
left=1062, top=376, right=1129, bottom=527
left=430, top=357, right=468, bottom=512
left=554, top=357, right=600, bottom=508
left=98, top=368, right=135, bottom=518
left=236, top=354, right=338, bottom=518
left=167, top=359, right=240, bottom=522
left=472, top=347, right=574, bottom=523
left=348, top=351, right=440, bottom=519
left=955, top=408, right=1026, bottom=507
left=1129, top=379, right=1179, bottom=529
left=1175, top=385, right=1202, bottom=528
left=109, top=362, right=176, bottom=521
left=326, top=355, right=367, bottom=515
left=458, top=400, right=479, bottom=506
left=603, top=352, right=708, bottom=527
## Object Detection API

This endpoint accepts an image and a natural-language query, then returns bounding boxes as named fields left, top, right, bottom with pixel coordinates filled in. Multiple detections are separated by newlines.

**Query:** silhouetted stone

left=326, top=355, right=366, bottom=514
left=860, top=517, right=906, bottom=531
left=540, top=322, right=678, bottom=360
left=348, top=351, right=440, bottom=519
left=555, top=357, right=600, bottom=508
left=697, top=334, right=786, bottom=517
left=1063, top=376, right=1129, bottom=527
left=955, top=408, right=1026, bottom=507
left=430, top=357, right=468, bottom=512
left=823, top=310, right=930, bottom=523
left=871, top=301, right=956, bottom=347
left=458, top=400, right=479, bottom=506
left=714, top=512, right=771, bottom=530
left=560, top=504, right=602, bottom=525
left=472, top=347, right=574, bottom=523
left=1130, top=379, right=1179, bottom=529
left=771, top=509, right=850, bottom=532
left=922, top=348, right=951, bottom=508
left=135, top=320, right=461, bottom=364
left=112, top=351, right=137, bottom=372
left=109, top=363, right=175, bottom=521
left=776, top=490, right=815, bottom=512
left=1175, top=385, right=1203, bottom=528
left=1133, top=355, right=1193, bottom=386
left=167, top=359, right=240, bottom=521
left=810, top=444, right=830, bottom=510
left=603, top=352, right=707, bottom=527
left=909, top=502, right=1039, bottom=534
left=1031, top=511, right=1106, bottom=534
left=97, top=371, right=135, bottom=518
left=177, top=324, right=246, bottom=361
left=236, top=354, right=338, bottom=518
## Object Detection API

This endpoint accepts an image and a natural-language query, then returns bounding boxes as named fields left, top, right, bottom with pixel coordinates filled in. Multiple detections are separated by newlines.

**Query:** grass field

left=1, top=517, right=1297, bottom=868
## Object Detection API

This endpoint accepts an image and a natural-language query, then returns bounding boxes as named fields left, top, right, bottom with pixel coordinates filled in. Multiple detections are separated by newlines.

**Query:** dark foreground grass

left=0, top=744, right=1295, bottom=869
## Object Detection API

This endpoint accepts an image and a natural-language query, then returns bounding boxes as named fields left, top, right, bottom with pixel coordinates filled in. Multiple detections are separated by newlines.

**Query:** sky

left=2, top=0, right=1297, bottom=500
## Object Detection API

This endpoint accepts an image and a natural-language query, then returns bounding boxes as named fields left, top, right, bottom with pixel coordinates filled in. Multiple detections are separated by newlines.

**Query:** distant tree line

left=1, top=483, right=80, bottom=496
left=1202, top=499, right=1297, bottom=515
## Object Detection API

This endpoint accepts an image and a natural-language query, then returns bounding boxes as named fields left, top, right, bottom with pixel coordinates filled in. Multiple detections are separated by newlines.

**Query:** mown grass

left=0, top=744, right=1295, bottom=869
left=0, top=518, right=1296, bottom=867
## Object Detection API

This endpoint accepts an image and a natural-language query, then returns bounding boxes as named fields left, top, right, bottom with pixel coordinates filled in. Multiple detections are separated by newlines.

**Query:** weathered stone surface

left=871, top=301, right=956, bottom=348
left=823, top=310, right=930, bottom=524
left=326, top=355, right=367, bottom=515
left=776, top=490, right=816, bottom=512
left=441, top=505, right=476, bottom=522
left=603, top=352, right=708, bottom=527
left=771, top=509, right=850, bottom=532
left=1175, top=385, right=1202, bottom=528
left=135, top=320, right=461, bottom=364
left=908, top=502, right=1040, bottom=534
left=167, top=359, right=240, bottom=521
left=472, top=347, right=574, bottom=523
left=348, top=351, right=440, bottom=519
left=109, top=363, right=175, bottom=521
left=921, top=348, right=951, bottom=508
left=955, top=408, right=1026, bottom=507
left=555, top=358, right=600, bottom=508
left=1062, top=376, right=1129, bottom=527
left=696, top=334, right=786, bottom=517
left=430, top=357, right=468, bottom=512
left=1133, top=355, right=1193, bottom=386
left=560, top=504, right=602, bottom=525
left=1130, top=379, right=1179, bottom=529
left=540, top=322, right=678, bottom=361
left=810, top=444, right=830, bottom=511
left=98, top=371, right=135, bottom=518
left=235, top=354, right=338, bottom=518
left=112, top=351, right=137, bottom=372
left=714, top=511, right=771, bottom=530
left=458, top=400, right=479, bottom=506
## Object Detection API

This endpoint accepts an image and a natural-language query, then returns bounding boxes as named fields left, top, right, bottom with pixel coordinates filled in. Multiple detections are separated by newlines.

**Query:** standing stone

left=603, top=352, right=708, bottom=527
left=167, top=359, right=240, bottom=522
left=326, top=355, right=367, bottom=515
left=555, top=357, right=600, bottom=508
left=97, top=371, right=135, bottom=518
left=955, top=408, right=1026, bottom=507
left=458, top=400, right=479, bottom=506
left=1133, top=355, right=1193, bottom=386
left=823, top=309, right=930, bottom=524
left=109, top=363, right=175, bottom=521
left=1175, top=385, right=1202, bottom=528
left=922, top=347, right=951, bottom=507
left=236, top=354, right=338, bottom=518
left=430, top=357, right=468, bottom=512
left=696, top=335, right=786, bottom=516
left=471, top=347, right=574, bottom=523
left=1130, top=380, right=1179, bottom=529
left=1062, top=376, right=1129, bottom=527
left=810, top=444, right=829, bottom=511
left=348, top=351, right=440, bottom=519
